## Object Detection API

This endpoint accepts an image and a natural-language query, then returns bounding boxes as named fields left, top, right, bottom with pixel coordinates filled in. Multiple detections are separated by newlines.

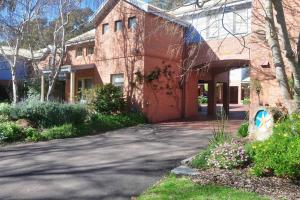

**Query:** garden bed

left=192, top=168, right=300, bottom=200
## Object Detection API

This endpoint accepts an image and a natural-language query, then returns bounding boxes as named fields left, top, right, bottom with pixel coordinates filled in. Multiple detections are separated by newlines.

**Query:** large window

left=102, top=23, right=109, bottom=34
left=234, top=10, right=249, bottom=34
left=115, top=20, right=123, bottom=32
left=76, top=47, right=83, bottom=57
left=77, top=78, right=93, bottom=101
left=128, top=17, right=137, bottom=29
left=207, top=14, right=219, bottom=38
left=111, top=74, right=124, bottom=88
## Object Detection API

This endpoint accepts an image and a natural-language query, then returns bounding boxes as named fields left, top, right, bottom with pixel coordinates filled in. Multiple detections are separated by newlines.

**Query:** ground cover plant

left=0, top=84, right=146, bottom=144
left=138, top=175, right=268, bottom=200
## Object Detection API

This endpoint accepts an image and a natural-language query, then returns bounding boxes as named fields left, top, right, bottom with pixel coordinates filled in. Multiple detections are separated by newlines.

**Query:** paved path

left=0, top=124, right=213, bottom=200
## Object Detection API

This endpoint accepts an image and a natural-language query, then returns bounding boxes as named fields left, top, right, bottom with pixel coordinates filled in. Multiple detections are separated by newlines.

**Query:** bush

left=0, top=122, right=24, bottom=142
left=11, top=99, right=88, bottom=128
left=250, top=132, right=300, bottom=178
left=92, top=84, right=126, bottom=114
left=242, top=98, right=250, bottom=105
left=41, top=124, right=75, bottom=140
left=0, top=103, right=11, bottom=117
left=207, top=141, right=249, bottom=169
left=24, top=127, right=44, bottom=142
left=192, top=131, right=232, bottom=169
left=198, top=96, right=208, bottom=104
left=238, top=122, right=249, bottom=138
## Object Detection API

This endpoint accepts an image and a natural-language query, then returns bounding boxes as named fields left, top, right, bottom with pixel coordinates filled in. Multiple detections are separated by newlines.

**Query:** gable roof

left=66, top=29, right=96, bottom=46
left=90, top=0, right=189, bottom=27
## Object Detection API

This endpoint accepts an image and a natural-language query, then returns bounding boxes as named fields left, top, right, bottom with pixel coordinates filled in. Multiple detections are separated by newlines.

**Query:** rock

left=171, top=166, right=200, bottom=176
left=180, top=156, right=195, bottom=166
left=16, top=119, right=32, bottom=129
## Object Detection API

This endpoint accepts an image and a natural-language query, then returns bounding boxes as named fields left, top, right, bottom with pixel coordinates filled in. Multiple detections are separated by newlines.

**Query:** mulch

left=191, top=168, right=300, bottom=200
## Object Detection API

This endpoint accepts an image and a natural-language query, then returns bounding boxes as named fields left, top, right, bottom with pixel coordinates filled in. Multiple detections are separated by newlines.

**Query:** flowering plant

left=207, top=141, right=249, bottom=169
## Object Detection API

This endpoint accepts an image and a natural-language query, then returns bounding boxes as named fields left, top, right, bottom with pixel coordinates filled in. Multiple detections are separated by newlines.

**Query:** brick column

left=223, top=82, right=230, bottom=116
left=70, top=71, right=76, bottom=103
left=208, top=79, right=216, bottom=116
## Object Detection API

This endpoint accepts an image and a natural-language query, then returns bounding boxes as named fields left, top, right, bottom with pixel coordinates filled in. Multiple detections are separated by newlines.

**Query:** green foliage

left=249, top=115, right=300, bottom=178
left=138, top=175, right=267, bottom=200
left=270, top=106, right=288, bottom=123
left=192, top=131, right=232, bottom=169
left=92, top=84, right=126, bottom=115
left=24, top=127, right=44, bottom=142
left=11, top=100, right=88, bottom=128
left=0, top=122, right=23, bottom=142
left=191, top=148, right=212, bottom=169
left=41, top=124, right=75, bottom=140
left=207, top=141, right=249, bottom=169
left=238, top=122, right=249, bottom=138
left=0, top=103, right=11, bottom=117
left=251, top=132, right=300, bottom=178
left=198, top=96, right=208, bottom=104
left=242, top=98, right=251, bottom=105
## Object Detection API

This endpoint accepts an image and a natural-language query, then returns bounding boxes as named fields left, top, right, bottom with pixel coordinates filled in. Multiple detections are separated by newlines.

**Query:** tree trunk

left=264, top=0, right=293, bottom=110
left=272, top=0, right=300, bottom=111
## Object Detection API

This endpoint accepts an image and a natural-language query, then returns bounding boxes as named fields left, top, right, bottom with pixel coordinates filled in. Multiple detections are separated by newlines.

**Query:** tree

left=0, top=0, right=42, bottom=104
left=149, top=0, right=187, bottom=10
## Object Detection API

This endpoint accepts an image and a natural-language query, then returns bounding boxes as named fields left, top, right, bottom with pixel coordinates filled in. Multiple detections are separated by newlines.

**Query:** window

left=128, top=17, right=137, bottom=29
left=115, top=20, right=123, bottom=32
left=76, top=47, right=83, bottom=57
left=87, top=46, right=94, bottom=55
left=219, top=12, right=234, bottom=37
left=102, top=23, right=109, bottom=34
left=77, top=78, right=93, bottom=101
left=234, top=9, right=248, bottom=34
left=207, top=14, right=219, bottom=38
left=111, top=74, right=124, bottom=88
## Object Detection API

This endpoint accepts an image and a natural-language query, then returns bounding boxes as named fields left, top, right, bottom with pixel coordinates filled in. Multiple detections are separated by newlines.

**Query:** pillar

left=208, top=79, right=216, bottom=116
left=223, top=82, right=230, bottom=116
left=70, top=71, right=75, bottom=103
left=41, top=74, right=45, bottom=102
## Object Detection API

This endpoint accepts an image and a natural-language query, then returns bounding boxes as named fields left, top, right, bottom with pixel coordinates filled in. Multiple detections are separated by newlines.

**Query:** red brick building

left=40, top=0, right=298, bottom=123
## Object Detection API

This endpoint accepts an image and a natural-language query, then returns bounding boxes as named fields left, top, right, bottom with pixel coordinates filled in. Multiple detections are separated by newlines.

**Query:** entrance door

left=230, top=86, right=239, bottom=104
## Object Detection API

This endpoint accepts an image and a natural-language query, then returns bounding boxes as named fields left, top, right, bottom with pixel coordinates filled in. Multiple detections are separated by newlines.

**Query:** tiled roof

left=66, top=29, right=96, bottom=46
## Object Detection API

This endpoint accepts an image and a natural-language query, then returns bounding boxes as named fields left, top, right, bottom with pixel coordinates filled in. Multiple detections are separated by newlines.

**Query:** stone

left=16, top=119, right=32, bottom=129
left=171, top=166, right=200, bottom=176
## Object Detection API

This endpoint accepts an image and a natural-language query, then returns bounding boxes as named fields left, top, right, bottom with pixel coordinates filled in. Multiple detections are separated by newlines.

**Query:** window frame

left=114, top=20, right=123, bottom=32
left=102, top=23, right=109, bottom=35
left=77, top=77, right=94, bottom=101
left=111, top=73, right=124, bottom=88
left=233, top=9, right=249, bottom=35
left=76, top=47, right=83, bottom=57
left=128, top=16, right=137, bottom=29
left=86, top=46, right=94, bottom=56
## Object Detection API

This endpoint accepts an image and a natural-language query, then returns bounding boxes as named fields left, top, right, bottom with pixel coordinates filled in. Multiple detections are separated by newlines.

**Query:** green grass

left=138, top=175, right=268, bottom=200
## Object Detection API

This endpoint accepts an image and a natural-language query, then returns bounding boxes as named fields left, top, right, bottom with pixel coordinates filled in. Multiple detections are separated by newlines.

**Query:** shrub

left=207, top=141, right=249, bottom=169
left=192, top=131, right=232, bottom=169
left=198, top=96, right=208, bottom=104
left=0, top=103, right=11, bottom=117
left=242, top=98, right=250, bottom=105
left=41, top=124, right=75, bottom=140
left=24, top=127, right=45, bottom=142
left=0, top=122, right=24, bottom=142
left=238, top=122, right=249, bottom=138
left=92, top=84, right=126, bottom=114
left=270, top=106, right=288, bottom=123
left=11, top=99, right=88, bottom=128
left=251, top=132, right=300, bottom=178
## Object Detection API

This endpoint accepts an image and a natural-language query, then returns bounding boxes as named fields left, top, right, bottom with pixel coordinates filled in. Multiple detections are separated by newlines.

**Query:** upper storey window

left=102, top=23, right=109, bottom=34
left=87, top=46, right=94, bottom=55
left=128, top=17, right=137, bottom=29
left=234, top=10, right=249, bottom=34
left=76, top=47, right=83, bottom=57
left=207, top=15, right=219, bottom=39
left=115, top=20, right=123, bottom=32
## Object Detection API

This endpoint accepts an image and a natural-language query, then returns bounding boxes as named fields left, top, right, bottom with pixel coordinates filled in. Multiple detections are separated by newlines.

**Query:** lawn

left=138, top=175, right=268, bottom=200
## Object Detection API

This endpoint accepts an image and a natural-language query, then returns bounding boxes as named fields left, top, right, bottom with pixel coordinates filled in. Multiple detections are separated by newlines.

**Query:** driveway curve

left=0, top=124, right=212, bottom=200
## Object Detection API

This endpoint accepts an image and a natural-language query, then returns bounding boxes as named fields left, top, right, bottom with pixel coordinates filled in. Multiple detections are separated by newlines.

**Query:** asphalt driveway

left=0, top=124, right=212, bottom=200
